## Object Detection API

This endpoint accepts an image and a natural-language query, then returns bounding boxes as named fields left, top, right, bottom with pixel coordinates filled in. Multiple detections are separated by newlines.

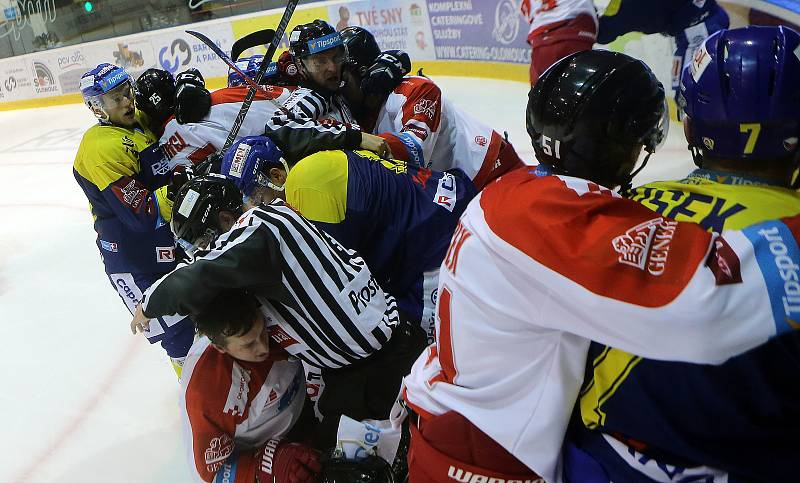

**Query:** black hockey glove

left=167, top=165, right=194, bottom=202
left=361, top=50, right=411, bottom=97
left=174, top=68, right=211, bottom=124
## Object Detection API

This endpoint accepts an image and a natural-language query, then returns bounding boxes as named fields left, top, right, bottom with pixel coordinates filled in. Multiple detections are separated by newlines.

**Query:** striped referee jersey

left=142, top=199, right=400, bottom=368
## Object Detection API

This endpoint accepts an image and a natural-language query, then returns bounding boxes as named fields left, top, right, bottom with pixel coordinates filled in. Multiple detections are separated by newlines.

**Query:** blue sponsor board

left=426, top=0, right=530, bottom=63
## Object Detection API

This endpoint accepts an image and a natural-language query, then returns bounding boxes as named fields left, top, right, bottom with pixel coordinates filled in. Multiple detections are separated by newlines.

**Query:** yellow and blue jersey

left=73, top=113, right=176, bottom=275
left=285, top=149, right=477, bottom=324
left=567, top=169, right=800, bottom=482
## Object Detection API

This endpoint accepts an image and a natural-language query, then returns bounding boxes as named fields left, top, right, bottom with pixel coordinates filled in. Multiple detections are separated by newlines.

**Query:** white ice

left=0, top=76, right=693, bottom=483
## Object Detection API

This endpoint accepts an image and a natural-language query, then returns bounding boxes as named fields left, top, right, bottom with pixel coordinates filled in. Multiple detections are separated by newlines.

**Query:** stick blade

left=231, top=29, right=276, bottom=61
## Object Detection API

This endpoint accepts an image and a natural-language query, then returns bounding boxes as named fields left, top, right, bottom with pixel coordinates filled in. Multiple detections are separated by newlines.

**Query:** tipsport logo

left=159, top=38, right=191, bottom=73
left=745, top=221, right=800, bottom=332
left=99, top=68, right=127, bottom=92
left=307, top=32, right=342, bottom=54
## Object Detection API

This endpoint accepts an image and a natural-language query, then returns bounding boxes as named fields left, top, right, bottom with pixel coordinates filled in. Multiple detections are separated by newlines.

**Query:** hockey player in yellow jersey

left=564, top=26, right=800, bottom=482
left=73, top=63, right=193, bottom=375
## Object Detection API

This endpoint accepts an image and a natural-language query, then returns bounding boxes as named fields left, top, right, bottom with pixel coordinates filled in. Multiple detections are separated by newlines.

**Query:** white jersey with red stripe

left=520, top=0, right=597, bottom=36
left=403, top=168, right=800, bottom=482
left=180, top=335, right=306, bottom=482
left=374, top=76, right=505, bottom=183
left=160, top=86, right=292, bottom=167
left=160, top=86, right=359, bottom=168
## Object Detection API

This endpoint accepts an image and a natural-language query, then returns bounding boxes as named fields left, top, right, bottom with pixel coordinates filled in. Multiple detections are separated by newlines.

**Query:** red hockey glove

left=256, top=439, right=321, bottom=483
left=275, top=50, right=303, bottom=86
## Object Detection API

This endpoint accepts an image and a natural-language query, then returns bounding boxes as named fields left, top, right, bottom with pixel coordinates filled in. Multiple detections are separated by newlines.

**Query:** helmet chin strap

left=267, top=156, right=290, bottom=192
left=689, top=143, right=704, bottom=168
left=619, top=150, right=654, bottom=195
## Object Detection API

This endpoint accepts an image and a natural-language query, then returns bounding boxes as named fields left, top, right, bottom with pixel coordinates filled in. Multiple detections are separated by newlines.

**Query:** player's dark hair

left=193, top=289, right=261, bottom=347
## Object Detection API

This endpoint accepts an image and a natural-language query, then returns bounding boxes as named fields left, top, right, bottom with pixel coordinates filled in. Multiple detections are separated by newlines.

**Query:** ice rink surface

left=0, top=76, right=694, bottom=482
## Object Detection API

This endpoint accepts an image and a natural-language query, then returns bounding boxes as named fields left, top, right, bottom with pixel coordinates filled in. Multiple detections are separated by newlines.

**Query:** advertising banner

left=31, top=56, right=60, bottom=97
left=328, top=0, right=436, bottom=60
left=0, top=58, right=34, bottom=102
left=150, top=23, right=234, bottom=78
left=425, top=0, right=530, bottom=64
left=230, top=6, right=329, bottom=59
left=47, top=47, right=92, bottom=94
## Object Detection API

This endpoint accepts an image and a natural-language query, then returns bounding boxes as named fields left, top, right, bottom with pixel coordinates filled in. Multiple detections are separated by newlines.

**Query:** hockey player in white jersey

left=134, top=63, right=390, bottom=176
left=401, top=50, right=800, bottom=482
left=519, top=0, right=598, bottom=84
left=339, top=27, right=525, bottom=190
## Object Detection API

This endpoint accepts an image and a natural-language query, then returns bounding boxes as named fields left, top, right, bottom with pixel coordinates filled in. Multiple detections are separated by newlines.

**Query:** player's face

left=301, top=47, right=346, bottom=91
left=102, top=81, right=136, bottom=127
left=220, top=312, right=271, bottom=363
left=340, top=68, right=364, bottom=107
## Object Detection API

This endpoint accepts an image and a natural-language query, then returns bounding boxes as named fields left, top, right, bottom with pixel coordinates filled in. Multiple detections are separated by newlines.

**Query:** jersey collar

left=688, top=168, right=785, bottom=187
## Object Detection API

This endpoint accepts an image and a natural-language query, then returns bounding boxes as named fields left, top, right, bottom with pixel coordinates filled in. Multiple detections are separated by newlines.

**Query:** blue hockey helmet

left=680, top=25, right=800, bottom=165
left=221, top=135, right=288, bottom=196
left=227, top=55, right=279, bottom=87
left=80, top=63, right=135, bottom=122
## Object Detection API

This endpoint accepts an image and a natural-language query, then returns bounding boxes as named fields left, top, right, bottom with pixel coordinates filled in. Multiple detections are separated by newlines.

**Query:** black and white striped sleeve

left=250, top=203, right=399, bottom=368
left=263, top=88, right=362, bottom=164
left=141, top=221, right=285, bottom=318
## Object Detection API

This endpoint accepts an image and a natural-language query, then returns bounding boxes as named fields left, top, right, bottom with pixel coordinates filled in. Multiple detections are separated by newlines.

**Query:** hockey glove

left=361, top=50, right=411, bottom=97
left=276, top=50, right=303, bottom=86
left=174, top=68, right=212, bottom=124
left=166, top=165, right=194, bottom=202
left=256, top=439, right=321, bottom=483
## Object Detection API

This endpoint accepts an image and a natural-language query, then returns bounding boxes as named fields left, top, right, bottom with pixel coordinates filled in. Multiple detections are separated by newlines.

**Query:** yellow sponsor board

left=231, top=7, right=331, bottom=56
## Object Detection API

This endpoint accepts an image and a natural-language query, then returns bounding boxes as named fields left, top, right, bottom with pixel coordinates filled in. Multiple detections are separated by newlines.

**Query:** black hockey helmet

left=340, top=26, right=381, bottom=75
left=319, top=453, right=396, bottom=483
left=134, top=68, right=176, bottom=121
left=170, top=174, right=244, bottom=256
left=289, top=19, right=343, bottom=59
left=527, top=49, right=668, bottom=189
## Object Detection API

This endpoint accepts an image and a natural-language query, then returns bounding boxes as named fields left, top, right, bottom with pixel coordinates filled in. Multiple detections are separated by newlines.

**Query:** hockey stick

left=187, top=30, right=276, bottom=94
left=189, top=0, right=299, bottom=152
left=231, top=28, right=275, bottom=61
